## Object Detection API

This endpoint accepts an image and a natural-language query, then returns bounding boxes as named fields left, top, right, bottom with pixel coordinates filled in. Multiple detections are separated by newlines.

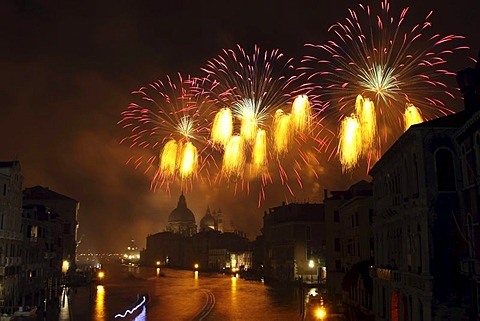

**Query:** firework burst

left=302, top=0, right=468, bottom=168
left=118, top=73, right=214, bottom=193
left=200, top=45, right=328, bottom=204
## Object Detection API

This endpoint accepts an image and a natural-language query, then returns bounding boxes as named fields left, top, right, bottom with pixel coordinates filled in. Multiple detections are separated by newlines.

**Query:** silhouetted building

left=199, top=207, right=223, bottom=232
left=262, top=202, right=326, bottom=283
left=21, top=204, right=63, bottom=310
left=23, top=186, right=79, bottom=273
left=369, top=62, right=480, bottom=319
left=324, top=180, right=374, bottom=318
left=0, top=161, right=24, bottom=313
left=142, top=194, right=248, bottom=271
left=166, top=193, right=197, bottom=237
left=455, top=52, right=480, bottom=320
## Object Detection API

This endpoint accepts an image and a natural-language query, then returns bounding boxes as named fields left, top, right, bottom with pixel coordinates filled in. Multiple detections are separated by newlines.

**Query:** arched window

left=413, top=154, right=419, bottom=196
left=435, top=148, right=456, bottom=192
left=468, top=214, right=474, bottom=257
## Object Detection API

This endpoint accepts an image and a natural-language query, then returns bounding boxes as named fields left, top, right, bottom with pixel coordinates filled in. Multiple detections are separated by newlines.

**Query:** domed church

left=199, top=207, right=223, bottom=232
left=166, top=193, right=197, bottom=237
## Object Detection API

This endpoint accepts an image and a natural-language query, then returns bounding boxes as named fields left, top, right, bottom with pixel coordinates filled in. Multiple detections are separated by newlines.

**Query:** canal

left=59, top=263, right=323, bottom=321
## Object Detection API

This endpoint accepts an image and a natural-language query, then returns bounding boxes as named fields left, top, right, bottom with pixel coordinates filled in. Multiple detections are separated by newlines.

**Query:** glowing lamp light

left=316, top=307, right=327, bottom=319
left=309, top=260, right=314, bottom=269
left=98, top=271, right=105, bottom=279
left=194, top=263, right=199, bottom=270
left=62, top=260, right=69, bottom=273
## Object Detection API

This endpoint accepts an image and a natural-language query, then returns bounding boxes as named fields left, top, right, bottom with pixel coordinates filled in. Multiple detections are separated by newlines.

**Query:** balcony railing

left=373, top=268, right=432, bottom=292
left=460, top=258, right=480, bottom=276
left=0, top=229, right=23, bottom=241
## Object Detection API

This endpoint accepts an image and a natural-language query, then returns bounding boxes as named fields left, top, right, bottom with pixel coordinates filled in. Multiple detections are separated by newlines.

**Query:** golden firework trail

left=179, top=142, right=198, bottom=179
left=355, top=95, right=377, bottom=155
left=160, top=140, right=179, bottom=177
left=404, top=103, right=424, bottom=131
left=273, top=109, right=292, bottom=154
left=252, top=129, right=267, bottom=175
left=211, top=107, right=233, bottom=147
left=338, top=114, right=362, bottom=172
left=291, top=95, right=312, bottom=133
left=222, top=135, right=246, bottom=178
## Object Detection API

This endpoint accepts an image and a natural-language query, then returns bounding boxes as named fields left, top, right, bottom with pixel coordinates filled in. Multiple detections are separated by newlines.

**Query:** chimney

left=456, top=49, right=480, bottom=113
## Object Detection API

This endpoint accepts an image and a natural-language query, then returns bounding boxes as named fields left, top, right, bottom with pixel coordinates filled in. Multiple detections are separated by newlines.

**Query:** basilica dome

left=168, top=193, right=196, bottom=223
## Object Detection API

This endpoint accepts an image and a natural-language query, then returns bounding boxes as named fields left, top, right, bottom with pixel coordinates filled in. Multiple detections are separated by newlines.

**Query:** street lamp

left=315, top=306, right=327, bottom=320
left=309, top=260, right=314, bottom=283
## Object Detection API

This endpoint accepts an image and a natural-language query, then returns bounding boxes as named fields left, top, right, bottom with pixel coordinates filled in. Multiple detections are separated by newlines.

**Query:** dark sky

left=1, top=0, right=479, bottom=253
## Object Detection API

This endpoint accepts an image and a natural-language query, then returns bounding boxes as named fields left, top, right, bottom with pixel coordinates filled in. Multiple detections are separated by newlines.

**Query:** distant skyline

left=1, top=0, right=479, bottom=252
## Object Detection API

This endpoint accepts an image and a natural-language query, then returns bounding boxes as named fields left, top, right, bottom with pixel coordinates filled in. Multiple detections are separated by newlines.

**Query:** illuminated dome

left=200, top=207, right=216, bottom=231
left=168, top=193, right=195, bottom=223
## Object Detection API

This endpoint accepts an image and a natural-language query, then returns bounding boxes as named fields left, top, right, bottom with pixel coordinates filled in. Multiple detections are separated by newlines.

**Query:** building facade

left=262, top=202, right=326, bottom=283
left=0, top=161, right=24, bottom=313
left=23, top=186, right=79, bottom=272
left=370, top=111, right=473, bottom=320
left=324, top=180, right=374, bottom=318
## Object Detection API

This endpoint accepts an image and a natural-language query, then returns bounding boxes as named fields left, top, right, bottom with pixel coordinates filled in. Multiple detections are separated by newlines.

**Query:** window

left=335, top=259, right=341, bottom=270
left=334, top=211, right=340, bottom=223
left=63, top=223, right=71, bottom=235
left=435, top=148, right=456, bottom=191
left=306, top=225, right=311, bottom=241
left=355, top=212, right=359, bottom=226
left=369, top=209, right=374, bottom=224
left=2, top=184, right=6, bottom=196
left=334, top=238, right=341, bottom=252
left=413, top=154, right=419, bottom=197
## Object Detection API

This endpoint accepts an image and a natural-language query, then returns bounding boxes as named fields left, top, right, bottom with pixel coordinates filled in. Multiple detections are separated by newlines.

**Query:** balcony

left=372, top=268, right=401, bottom=284
left=372, top=267, right=432, bottom=292
left=460, top=258, right=480, bottom=276
left=0, top=229, right=22, bottom=241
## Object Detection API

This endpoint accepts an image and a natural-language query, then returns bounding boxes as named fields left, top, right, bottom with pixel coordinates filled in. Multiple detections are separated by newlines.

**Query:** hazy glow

left=212, top=108, right=233, bottom=147
left=179, top=142, right=198, bottom=179
left=160, top=140, right=179, bottom=177
left=273, top=109, right=292, bottom=154
left=223, top=136, right=246, bottom=177
left=338, top=114, right=361, bottom=172
left=252, top=129, right=267, bottom=174
left=355, top=95, right=377, bottom=154
left=404, top=103, right=424, bottom=131
left=291, top=95, right=311, bottom=132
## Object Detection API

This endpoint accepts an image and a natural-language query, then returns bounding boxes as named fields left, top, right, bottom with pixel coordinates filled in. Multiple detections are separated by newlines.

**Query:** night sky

left=1, top=0, right=479, bottom=253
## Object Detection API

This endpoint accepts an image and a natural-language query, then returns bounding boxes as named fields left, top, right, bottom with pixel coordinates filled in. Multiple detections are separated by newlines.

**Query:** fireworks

left=119, top=74, right=212, bottom=192
left=200, top=45, right=322, bottom=197
left=404, top=103, right=424, bottom=130
left=118, top=2, right=468, bottom=200
left=338, top=114, right=361, bottom=172
left=303, top=0, right=468, bottom=168
left=211, top=107, right=233, bottom=148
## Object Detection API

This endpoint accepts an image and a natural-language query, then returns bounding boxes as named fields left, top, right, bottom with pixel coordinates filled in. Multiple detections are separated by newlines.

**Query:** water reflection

left=133, top=305, right=146, bottom=321
left=95, top=285, right=106, bottom=321
left=59, top=287, right=70, bottom=320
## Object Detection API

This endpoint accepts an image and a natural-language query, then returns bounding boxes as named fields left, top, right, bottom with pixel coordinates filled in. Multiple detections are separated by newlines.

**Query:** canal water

left=58, top=263, right=320, bottom=321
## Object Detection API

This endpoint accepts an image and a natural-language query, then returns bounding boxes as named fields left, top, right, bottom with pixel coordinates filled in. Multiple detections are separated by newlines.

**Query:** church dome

left=168, top=193, right=196, bottom=223
left=200, top=207, right=216, bottom=230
